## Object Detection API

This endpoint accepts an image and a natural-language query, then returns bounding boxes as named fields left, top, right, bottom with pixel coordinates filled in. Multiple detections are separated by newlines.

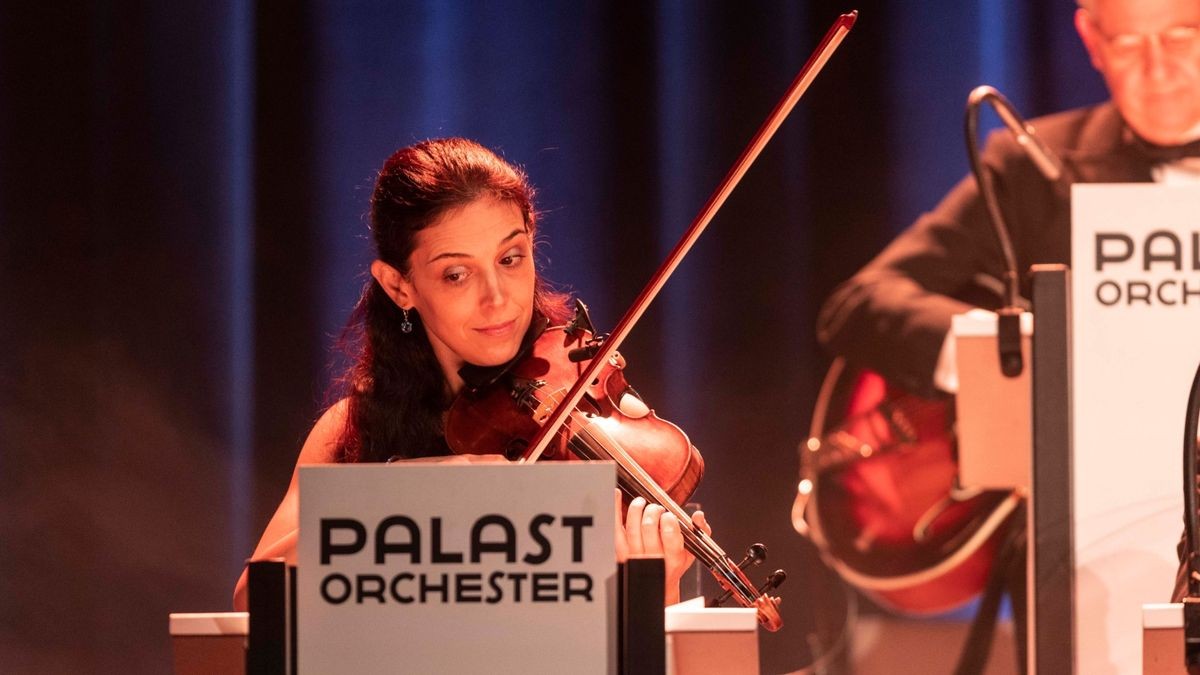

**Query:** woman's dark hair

left=334, top=137, right=570, bottom=463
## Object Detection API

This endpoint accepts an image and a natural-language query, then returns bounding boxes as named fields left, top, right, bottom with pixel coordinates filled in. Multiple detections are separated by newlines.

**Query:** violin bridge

left=511, top=380, right=548, bottom=416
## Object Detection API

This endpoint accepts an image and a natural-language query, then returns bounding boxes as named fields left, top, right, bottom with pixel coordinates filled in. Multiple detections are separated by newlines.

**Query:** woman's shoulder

left=296, top=399, right=351, bottom=465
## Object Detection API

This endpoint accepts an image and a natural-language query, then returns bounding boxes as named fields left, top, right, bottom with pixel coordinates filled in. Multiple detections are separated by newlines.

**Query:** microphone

left=969, top=85, right=1064, bottom=182
left=963, top=85, right=1065, bottom=378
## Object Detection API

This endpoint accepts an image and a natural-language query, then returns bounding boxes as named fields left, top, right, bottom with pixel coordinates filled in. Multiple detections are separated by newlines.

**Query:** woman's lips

left=474, top=319, right=516, bottom=337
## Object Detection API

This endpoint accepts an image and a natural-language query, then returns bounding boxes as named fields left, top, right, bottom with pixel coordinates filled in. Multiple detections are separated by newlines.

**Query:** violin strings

left=519, top=390, right=763, bottom=605
left=564, top=422, right=762, bottom=604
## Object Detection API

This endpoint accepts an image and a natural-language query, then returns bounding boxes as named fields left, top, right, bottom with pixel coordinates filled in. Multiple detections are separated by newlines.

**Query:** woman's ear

left=370, top=259, right=413, bottom=309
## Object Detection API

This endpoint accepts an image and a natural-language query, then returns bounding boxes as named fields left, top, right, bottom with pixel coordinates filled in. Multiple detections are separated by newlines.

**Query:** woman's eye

left=500, top=250, right=528, bottom=267
left=443, top=268, right=468, bottom=284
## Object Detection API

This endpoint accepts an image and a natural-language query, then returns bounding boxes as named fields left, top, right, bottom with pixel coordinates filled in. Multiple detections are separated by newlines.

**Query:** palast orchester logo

left=317, top=514, right=597, bottom=605
left=1092, top=230, right=1200, bottom=307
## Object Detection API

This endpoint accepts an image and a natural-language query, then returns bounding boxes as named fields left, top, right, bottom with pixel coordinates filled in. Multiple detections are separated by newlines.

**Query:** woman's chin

left=469, top=343, right=523, bottom=368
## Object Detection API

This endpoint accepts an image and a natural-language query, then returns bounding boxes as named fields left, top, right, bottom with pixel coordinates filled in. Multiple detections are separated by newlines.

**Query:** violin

left=446, top=308, right=703, bottom=505
left=445, top=304, right=784, bottom=630
left=446, top=10, right=857, bottom=633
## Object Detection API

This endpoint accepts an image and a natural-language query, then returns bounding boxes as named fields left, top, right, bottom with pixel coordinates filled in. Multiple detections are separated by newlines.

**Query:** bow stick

left=520, top=11, right=857, bottom=465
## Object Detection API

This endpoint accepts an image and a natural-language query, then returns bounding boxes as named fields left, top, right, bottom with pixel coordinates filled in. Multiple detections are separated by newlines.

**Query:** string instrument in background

left=791, top=357, right=1021, bottom=615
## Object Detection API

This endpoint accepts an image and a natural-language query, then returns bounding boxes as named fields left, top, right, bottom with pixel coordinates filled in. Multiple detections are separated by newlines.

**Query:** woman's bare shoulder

left=297, top=398, right=350, bottom=465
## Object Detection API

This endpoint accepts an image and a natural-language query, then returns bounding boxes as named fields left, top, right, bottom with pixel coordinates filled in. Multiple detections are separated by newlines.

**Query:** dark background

left=0, top=1, right=1104, bottom=673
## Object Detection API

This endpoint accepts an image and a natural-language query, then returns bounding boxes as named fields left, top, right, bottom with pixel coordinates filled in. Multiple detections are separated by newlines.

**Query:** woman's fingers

left=624, top=496, right=647, bottom=554
left=454, top=453, right=509, bottom=464
left=616, top=496, right=702, bottom=580
left=613, top=489, right=629, bottom=563
left=388, top=453, right=508, bottom=464
left=612, top=495, right=703, bottom=606
left=659, top=512, right=683, bottom=558
left=640, top=503, right=666, bottom=557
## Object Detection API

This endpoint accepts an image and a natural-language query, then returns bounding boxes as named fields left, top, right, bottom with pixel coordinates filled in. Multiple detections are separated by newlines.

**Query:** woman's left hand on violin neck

left=614, top=491, right=711, bottom=606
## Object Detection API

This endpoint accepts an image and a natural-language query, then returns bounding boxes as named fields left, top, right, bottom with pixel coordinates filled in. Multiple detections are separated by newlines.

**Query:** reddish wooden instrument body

left=447, top=321, right=784, bottom=631
left=445, top=325, right=705, bottom=508
left=796, top=360, right=1020, bottom=615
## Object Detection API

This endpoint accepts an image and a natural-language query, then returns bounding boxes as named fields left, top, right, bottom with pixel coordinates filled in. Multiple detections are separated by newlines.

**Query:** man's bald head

left=1076, top=0, right=1200, bottom=144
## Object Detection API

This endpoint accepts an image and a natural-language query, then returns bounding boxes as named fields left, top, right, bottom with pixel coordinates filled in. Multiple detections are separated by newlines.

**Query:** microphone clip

left=997, top=306, right=1024, bottom=378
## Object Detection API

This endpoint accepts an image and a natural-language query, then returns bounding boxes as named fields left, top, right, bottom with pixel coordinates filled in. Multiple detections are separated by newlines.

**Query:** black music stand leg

left=288, top=565, right=297, bottom=675
left=1007, top=538, right=1028, bottom=675
left=619, top=557, right=665, bottom=675
left=953, top=506, right=1026, bottom=675
left=1031, top=264, right=1075, bottom=674
left=246, top=559, right=288, bottom=675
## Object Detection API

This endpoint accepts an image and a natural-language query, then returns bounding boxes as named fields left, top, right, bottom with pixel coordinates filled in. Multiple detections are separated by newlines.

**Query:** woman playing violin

left=232, top=137, right=709, bottom=611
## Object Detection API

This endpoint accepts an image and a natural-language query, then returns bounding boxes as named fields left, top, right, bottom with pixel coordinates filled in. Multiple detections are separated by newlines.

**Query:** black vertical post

left=619, top=556, right=665, bottom=675
left=288, top=565, right=298, bottom=675
left=246, top=559, right=288, bottom=675
left=1030, top=264, right=1075, bottom=674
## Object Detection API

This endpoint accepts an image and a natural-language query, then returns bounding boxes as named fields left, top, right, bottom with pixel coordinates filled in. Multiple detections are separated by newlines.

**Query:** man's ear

left=371, top=259, right=413, bottom=309
left=1074, top=8, right=1106, bottom=72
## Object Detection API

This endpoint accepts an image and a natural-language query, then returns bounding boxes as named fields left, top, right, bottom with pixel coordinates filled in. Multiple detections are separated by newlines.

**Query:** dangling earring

left=401, top=308, right=414, bottom=334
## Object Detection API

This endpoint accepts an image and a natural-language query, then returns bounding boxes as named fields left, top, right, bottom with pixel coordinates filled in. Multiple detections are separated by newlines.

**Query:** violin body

left=446, top=313, right=782, bottom=631
left=446, top=323, right=705, bottom=507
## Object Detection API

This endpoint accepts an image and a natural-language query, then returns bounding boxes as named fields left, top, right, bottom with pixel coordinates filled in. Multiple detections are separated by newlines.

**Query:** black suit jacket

left=816, top=101, right=1155, bottom=397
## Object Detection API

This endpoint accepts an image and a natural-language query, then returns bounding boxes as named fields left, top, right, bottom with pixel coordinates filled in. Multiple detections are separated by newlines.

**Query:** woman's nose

left=479, top=270, right=506, bottom=307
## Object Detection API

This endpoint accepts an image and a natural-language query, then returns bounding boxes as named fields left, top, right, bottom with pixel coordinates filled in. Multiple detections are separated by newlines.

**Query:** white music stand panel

left=297, top=462, right=617, bottom=675
left=1142, top=603, right=1185, bottom=674
left=954, top=310, right=1034, bottom=492
left=1071, top=184, right=1200, bottom=674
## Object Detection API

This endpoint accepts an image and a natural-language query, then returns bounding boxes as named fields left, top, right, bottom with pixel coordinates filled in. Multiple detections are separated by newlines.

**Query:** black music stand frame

left=1029, top=264, right=1075, bottom=674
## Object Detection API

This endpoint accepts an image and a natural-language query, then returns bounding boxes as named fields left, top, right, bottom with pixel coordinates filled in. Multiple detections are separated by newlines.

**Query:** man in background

left=812, top=0, right=1200, bottom=669
left=819, top=0, right=1200, bottom=398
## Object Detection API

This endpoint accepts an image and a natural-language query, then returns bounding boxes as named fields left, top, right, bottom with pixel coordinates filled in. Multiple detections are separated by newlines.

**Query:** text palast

left=320, top=514, right=596, bottom=565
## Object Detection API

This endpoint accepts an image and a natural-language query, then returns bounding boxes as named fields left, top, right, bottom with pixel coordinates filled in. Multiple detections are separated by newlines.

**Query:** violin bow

left=520, top=11, right=857, bottom=465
